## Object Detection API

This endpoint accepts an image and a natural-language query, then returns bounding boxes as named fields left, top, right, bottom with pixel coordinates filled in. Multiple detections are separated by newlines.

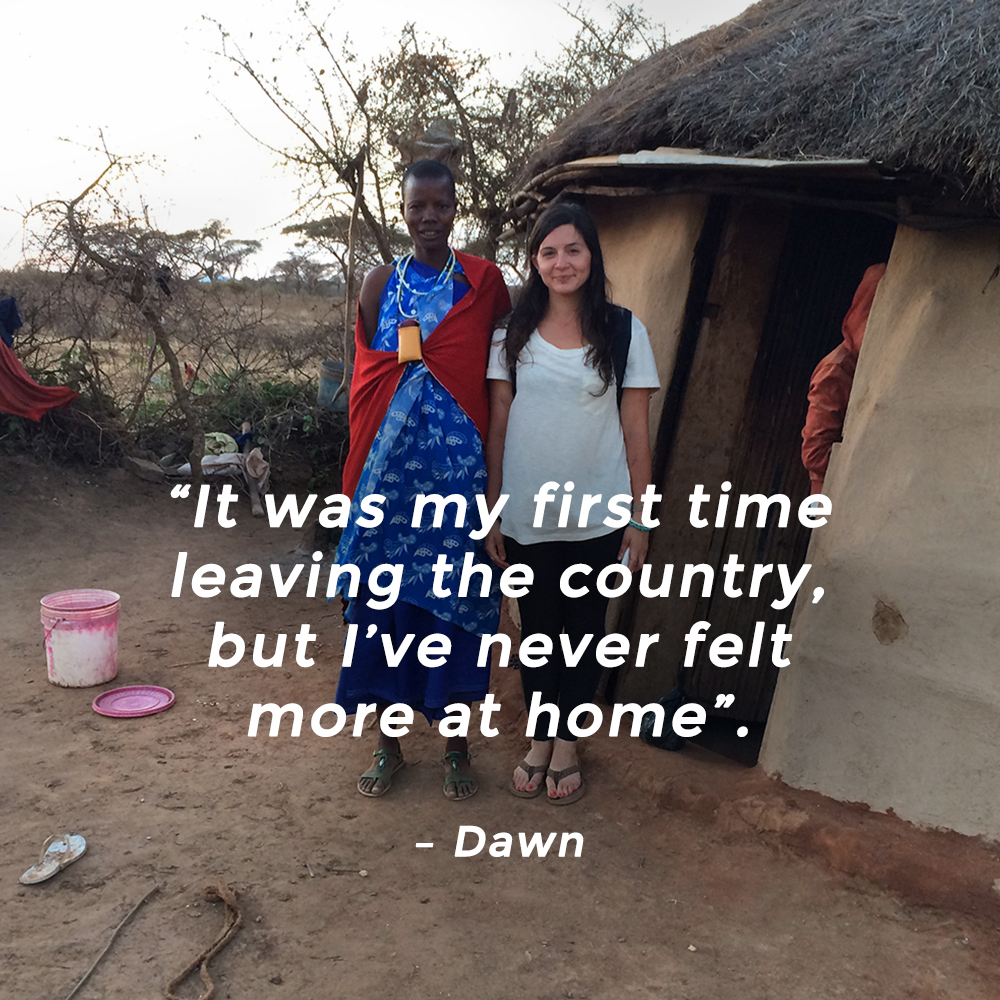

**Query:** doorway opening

left=681, top=205, right=896, bottom=763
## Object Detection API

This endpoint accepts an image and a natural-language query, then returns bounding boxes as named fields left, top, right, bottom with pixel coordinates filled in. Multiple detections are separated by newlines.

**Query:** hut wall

left=760, top=225, right=1000, bottom=839
left=585, top=193, right=708, bottom=434
left=612, top=198, right=792, bottom=703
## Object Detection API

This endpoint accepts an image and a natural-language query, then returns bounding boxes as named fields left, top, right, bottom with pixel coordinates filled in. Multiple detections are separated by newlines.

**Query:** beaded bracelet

left=628, top=518, right=652, bottom=532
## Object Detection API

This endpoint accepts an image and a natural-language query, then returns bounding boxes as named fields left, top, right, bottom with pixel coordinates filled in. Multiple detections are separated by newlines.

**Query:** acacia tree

left=171, top=220, right=262, bottom=281
left=280, top=213, right=409, bottom=286
left=270, top=251, right=334, bottom=293
left=214, top=3, right=663, bottom=278
left=24, top=160, right=281, bottom=477
left=28, top=162, right=207, bottom=479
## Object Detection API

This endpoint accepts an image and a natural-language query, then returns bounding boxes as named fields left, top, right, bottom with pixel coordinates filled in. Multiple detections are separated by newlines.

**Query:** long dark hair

left=504, top=202, right=616, bottom=392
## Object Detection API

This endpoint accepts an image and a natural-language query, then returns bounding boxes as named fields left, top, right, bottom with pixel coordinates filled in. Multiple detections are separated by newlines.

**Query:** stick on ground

left=63, top=885, right=159, bottom=1000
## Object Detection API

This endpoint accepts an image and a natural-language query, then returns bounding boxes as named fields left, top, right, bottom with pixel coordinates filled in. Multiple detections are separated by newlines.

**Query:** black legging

left=504, top=529, right=624, bottom=742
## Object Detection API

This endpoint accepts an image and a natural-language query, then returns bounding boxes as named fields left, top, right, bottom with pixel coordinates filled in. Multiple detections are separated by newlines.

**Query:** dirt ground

left=2, top=454, right=999, bottom=1000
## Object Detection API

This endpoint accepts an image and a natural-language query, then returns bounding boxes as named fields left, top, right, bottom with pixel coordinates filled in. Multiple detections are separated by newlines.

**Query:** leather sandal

left=357, top=748, right=404, bottom=798
left=443, top=751, right=479, bottom=801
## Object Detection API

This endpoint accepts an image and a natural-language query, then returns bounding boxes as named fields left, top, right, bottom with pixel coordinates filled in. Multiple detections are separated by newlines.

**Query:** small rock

left=688, top=945, right=697, bottom=952
left=420, top=897, right=430, bottom=904
left=269, top=974, right=283, bottom=985
left=123, top=456, right=165, bottom=483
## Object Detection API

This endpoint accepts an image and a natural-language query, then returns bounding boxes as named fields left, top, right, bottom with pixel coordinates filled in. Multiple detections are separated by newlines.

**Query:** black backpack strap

left=611, top=305, right=632, bottom=411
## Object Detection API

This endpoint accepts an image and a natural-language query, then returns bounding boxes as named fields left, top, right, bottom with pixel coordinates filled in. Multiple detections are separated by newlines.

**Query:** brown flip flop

left=546, top=765, right=586, bottom=806
left=508, top=759, right=548, bottom=799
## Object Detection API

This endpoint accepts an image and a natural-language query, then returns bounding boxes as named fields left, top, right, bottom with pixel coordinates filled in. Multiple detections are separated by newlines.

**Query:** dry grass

left=1, top=271, right=349, bottom=482
left=5, top=272, right=345, bottom=396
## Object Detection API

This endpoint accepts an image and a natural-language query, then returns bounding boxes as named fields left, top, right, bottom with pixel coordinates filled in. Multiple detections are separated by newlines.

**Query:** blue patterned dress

left=334, top=257, right=500, bottom=721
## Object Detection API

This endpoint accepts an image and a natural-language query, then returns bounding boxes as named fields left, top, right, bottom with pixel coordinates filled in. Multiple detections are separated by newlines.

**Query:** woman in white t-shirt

left=485, top=202, right=659, bottom=805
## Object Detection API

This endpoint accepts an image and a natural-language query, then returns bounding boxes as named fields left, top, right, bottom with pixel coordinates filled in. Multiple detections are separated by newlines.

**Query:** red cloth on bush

left=341, top=251, right=510, bottom=499
left=0, top=340, right=79, bottom=421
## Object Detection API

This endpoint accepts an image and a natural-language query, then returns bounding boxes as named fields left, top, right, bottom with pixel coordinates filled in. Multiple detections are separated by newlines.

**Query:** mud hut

left=515, top=0, right=1000, bottom=839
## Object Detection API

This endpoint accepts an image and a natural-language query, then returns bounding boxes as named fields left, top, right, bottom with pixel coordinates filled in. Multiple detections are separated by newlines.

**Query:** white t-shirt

left=487, top=314, right=660, bottom=543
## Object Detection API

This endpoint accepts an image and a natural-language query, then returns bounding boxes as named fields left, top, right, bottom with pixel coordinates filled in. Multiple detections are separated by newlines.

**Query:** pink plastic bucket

left=40, top=590, right=120, bottom=688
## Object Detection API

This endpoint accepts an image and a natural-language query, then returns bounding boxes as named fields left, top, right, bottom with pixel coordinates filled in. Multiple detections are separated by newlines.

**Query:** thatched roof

left=524, top=0, right=1000, bottom=210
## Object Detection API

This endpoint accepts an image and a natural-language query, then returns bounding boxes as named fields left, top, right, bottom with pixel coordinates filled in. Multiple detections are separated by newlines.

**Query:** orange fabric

left=0, top=340, right=79, bottom=421
left=801, top=264, right=887, bottom=493
left=341, top=252, right=510, bottom=500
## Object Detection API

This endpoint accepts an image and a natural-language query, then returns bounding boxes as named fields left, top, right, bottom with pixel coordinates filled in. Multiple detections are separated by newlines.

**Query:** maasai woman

left=485, top=202, right=659, bottom=805
left=335, top=160, right=510, bottom=800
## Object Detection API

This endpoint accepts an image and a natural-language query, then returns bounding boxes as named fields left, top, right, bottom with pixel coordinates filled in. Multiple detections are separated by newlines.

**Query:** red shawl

left=0, top=341, right=79, bottom=421
left=341, top=252, right=510, bottom=500
left=801, top=263, right=887, bottom=492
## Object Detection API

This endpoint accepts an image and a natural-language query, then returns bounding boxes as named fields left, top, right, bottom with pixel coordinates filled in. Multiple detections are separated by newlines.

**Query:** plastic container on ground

left=40, top=589, right=120, bottom=687
left=318, top=360, right=350, bottom=412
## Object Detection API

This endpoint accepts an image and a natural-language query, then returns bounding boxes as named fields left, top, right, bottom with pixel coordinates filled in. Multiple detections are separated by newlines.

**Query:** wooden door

left=684, top=207, right=897, bottom=724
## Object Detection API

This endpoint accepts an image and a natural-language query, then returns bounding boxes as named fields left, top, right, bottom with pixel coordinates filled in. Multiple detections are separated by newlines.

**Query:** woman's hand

left=619, top=387, right=655, bottom=573
left=485, top=522, right=508, bottom=569
left=486, top=523, right=507, bottom=569
left=484, top=376, right=512, bottom=570
left=619, top=525, right=649, bottom=572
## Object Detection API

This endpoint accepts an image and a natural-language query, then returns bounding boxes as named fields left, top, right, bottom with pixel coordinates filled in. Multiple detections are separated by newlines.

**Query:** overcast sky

left=3, top=0, right=753, bottom=273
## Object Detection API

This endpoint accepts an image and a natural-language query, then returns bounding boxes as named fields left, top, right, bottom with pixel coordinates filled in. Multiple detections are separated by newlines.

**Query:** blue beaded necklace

left=394, top=249, right=457, bottom=321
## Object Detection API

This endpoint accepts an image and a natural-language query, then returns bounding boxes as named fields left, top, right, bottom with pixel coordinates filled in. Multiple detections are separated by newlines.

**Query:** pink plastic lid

left=92, top=685, right=175, bottom=718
